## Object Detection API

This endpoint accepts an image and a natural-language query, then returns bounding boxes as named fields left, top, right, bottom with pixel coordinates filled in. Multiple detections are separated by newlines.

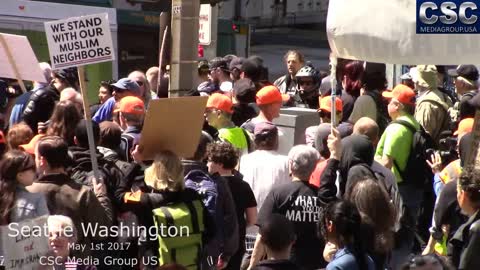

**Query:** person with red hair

left=340, top=61, right=364, bottom=122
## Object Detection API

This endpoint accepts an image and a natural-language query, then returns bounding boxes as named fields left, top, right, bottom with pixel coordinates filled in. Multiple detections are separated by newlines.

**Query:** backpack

left=365, top=91, right=390, bottom=134
left=152, top=200, right=205, bottom=269
left=120, top=133, right=136, bottom=162
left=348, top=164, right=404, bottom=233
left=417, top=92, right=453, bottom=142
left=392, top=120, right=435, bottom=187
left=184, top=170, right=220, bottom=222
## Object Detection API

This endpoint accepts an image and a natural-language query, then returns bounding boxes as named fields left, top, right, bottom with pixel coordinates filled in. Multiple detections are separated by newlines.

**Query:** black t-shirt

left=224, top=175, right=257, bottom=246
left=257, top=181, right=326, bottom=269
left=251, top=259, right=301, bottom=270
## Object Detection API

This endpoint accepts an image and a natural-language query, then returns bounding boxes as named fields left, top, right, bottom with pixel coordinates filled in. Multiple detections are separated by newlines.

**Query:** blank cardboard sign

left=0, top=33, right=46, bottom=83
left=139, top=96, right=208, bottom=160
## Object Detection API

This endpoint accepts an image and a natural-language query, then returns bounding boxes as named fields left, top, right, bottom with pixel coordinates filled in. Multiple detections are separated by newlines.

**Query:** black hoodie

left=339, top=134, right=375, bottom=196
left=68, top=146, right=123, bottom=210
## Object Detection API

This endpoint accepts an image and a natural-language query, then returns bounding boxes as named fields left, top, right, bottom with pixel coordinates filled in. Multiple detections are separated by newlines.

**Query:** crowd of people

left=1, top=50, right=480, bottom=270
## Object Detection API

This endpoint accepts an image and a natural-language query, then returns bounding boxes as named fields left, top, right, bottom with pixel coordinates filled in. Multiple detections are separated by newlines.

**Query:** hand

left=131, top=145, right=144, bottom=163
left=323, top=241, right=338, bottom=262
left=216, top=255, right=228, bottom=270
left=328, top=128, right=342, bottom=160
left=91, top=175, right=107, bottom=196
left=427, top=152, right=442, bottom=174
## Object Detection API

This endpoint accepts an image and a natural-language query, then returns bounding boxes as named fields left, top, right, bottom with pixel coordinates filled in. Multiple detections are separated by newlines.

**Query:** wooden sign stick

left=77, top=66, right=101, bottom=183
left=0, top=34, right=27, bottom=93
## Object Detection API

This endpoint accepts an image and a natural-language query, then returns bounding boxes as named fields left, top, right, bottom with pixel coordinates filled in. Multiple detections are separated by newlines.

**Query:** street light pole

left=169, top=0, right=200, bottom=97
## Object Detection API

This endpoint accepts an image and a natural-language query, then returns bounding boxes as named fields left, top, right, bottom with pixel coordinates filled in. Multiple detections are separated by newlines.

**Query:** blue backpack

left=184, top=170, right=219, bottom=220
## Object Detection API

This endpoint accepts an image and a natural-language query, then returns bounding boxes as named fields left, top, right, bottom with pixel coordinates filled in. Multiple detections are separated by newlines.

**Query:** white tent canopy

left=327, top=0, right=480, bottom=64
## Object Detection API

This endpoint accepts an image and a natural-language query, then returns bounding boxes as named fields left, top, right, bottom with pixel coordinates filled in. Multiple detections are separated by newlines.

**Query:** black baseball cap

left=229, top=57, right=245, bottom=71
left=209, top=57, right=229, bottom=71
left=364, top=62, right=386, bottom=76
left=233, top=78, right=256, bottom=103
left=448, top=65, right=479, bottom=81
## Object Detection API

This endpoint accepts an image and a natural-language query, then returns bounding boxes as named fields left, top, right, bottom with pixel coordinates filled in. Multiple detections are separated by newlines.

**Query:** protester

left=205, top=93, right=249, bottom=154
left=231, top=78, right=258, bottom=127
left=0, top=150, right=48, bottom=224
left=447, top=168, right=480, bottom=269
left=340, top=61, right=364, bottom=122
left=349, top=62, right=389, bottom=133
left=274, top=50, right=305, bottom=95
left=207, top=142, right=257, bottom=270
left=40, top=215, right=81, bottom=269
left=128, top=70, right=151, bottom=107
left=230, top=57, right=245, bottom=83
left=119, top=149, right=214, bottom=270
left=69, top=119, right=123, bottom=209
left=146, top=66, right=160, bottom=99
left=116, top=96, right=145, bottom=162
left=423, top=133, right=471, bottom=257
left=182, top=131, right=213, bottom=175
left=46, top=100, right=82, bottom=146
left=9, top=62, right=52, bottom=127
left=448, top=65, right=479, bottom=121
left=6, top=122, right=33, bottom=150
left=309, top=123, right=332, bottom=187
left=288, top=65, right=321, bottom=109
left=241, top=85, right=289, bottom=134
left=401, top=254, right=453, bottom=270
left=251, top=214, right=300, bottom=270
left=250, top=144, right=325, bottom=270
left=414, top=65, right=453, bottom=145
left=306, top=96, right=352, bottom=148
left=319, top=200, right=376, bottom=270
left=92, top=78, right=141, bottom=123
left=376, top=84, right=422, bottom=263
left=22, top=67, right=78, bottom=133
left=346, top=178, right=396, bottom=270
left=27, top=136, right=113, bottom=258
left=91, top=80, right=114, bottom=116
left=240, top=122, right=290, bottom=210
left=209, top=57, right=233, bottom=93
left=197, top=60, right=216, bottom=96
left=60, top=87, right=84, bottom=115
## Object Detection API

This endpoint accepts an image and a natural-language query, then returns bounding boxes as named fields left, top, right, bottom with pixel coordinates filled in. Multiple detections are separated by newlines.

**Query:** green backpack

left=152, top=200, right=205, bottom=270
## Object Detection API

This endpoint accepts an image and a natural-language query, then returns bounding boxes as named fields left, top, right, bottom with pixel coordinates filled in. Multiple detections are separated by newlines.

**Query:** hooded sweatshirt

left=339, top=134, right=375, bottom=196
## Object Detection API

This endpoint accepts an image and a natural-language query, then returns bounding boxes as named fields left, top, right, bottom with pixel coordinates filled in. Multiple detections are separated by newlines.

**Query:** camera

left=437, top=136, right=458, bottom=166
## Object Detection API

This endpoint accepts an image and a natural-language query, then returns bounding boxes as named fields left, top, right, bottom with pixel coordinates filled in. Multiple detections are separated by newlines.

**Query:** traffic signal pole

left=169, top=0, right=200, bottom=97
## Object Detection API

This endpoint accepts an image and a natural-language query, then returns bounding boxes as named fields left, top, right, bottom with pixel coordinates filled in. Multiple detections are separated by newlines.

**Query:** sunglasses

left=136, top=81, right=144, bottom=87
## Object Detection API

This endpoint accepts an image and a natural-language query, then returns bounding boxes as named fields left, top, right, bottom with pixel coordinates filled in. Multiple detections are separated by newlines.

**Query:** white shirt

left=239, top=150, right=291, bottom=210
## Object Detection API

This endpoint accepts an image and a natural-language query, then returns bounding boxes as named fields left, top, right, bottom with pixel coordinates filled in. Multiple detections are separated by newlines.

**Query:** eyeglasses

left=136, top=81, right=144, bottom=87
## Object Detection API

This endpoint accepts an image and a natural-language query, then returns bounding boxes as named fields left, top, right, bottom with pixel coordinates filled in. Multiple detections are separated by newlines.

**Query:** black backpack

left=392, top=120, right=435, bottom=187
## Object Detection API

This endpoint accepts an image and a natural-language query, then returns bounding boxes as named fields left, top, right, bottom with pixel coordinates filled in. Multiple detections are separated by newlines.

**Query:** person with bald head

left=146, top=67, right=160, bottom=100
left=9, top=62, right=53, bottom=127
left=353, top=117, right=380, bottom=146
left=60, top=87, right=83, bottom=115
left=128, top=70, right=152, bottom=107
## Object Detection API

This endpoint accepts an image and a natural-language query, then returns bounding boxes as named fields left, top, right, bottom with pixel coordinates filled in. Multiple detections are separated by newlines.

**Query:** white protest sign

left=199, top=4, right=211, bottom=45
left=44, top=13, right=115, bottom=70
left=0, top=33, right=46, bottom=84
left=0, top=216, right=49, bottom=270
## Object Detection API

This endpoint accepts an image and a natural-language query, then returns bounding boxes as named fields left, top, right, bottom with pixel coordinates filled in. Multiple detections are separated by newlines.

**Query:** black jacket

left=22, top=86, right=59, bottom=132
left=119, top=174, right=215, bottom=270
left=68, top=146, right=123, bottom=213
left=448, top=210, right=480, bottom=269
